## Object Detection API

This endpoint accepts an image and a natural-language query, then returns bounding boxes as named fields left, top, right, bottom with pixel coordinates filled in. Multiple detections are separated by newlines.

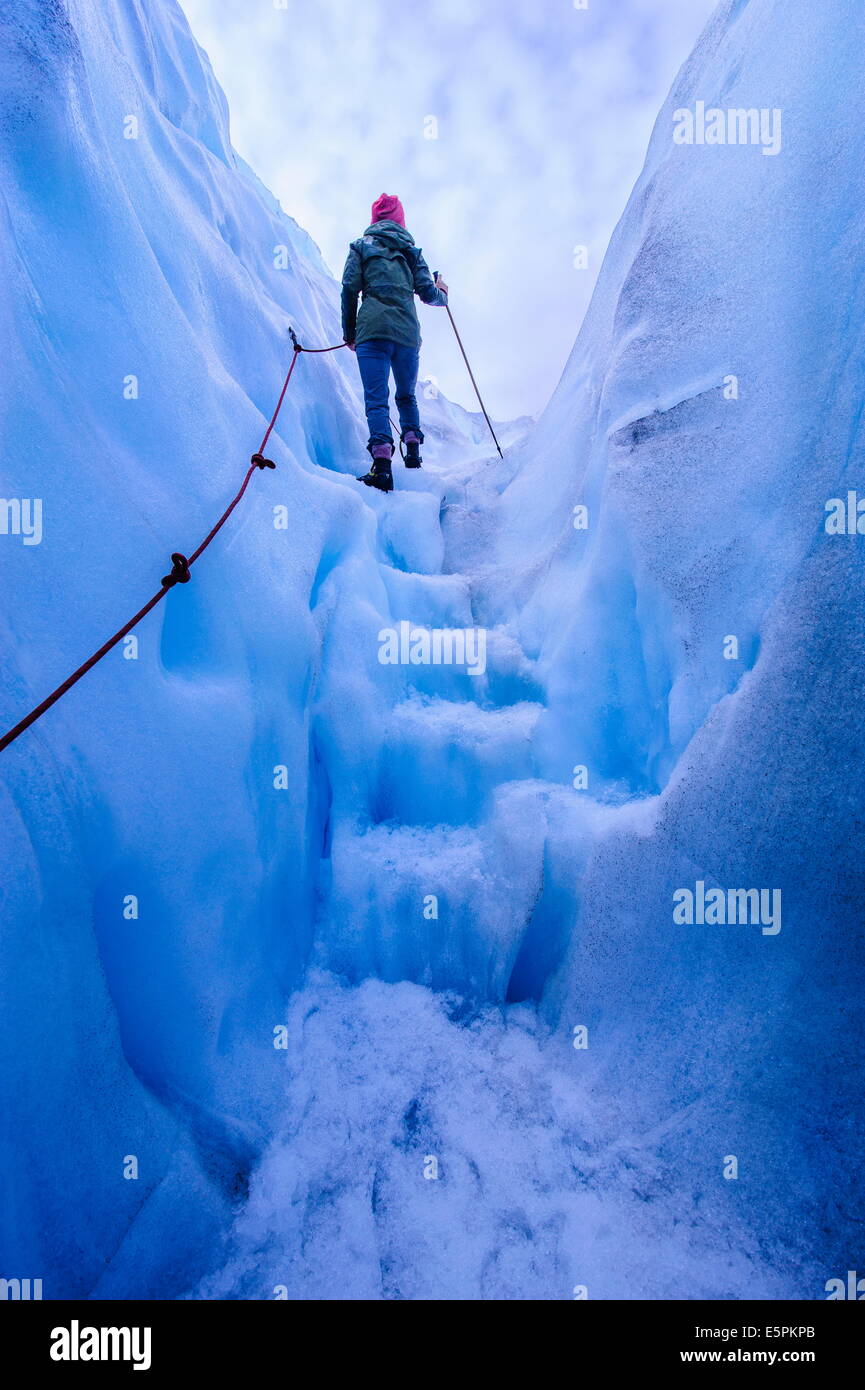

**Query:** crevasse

left=1, top=0, right=862, bottom=1300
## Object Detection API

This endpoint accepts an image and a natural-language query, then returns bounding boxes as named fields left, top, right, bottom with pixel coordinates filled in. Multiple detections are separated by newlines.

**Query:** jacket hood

left=363, top=221, right=415, bottom=247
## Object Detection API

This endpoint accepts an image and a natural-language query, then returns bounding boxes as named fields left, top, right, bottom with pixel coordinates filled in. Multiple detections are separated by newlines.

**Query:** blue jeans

left=355, top=339, right=423, bottom=452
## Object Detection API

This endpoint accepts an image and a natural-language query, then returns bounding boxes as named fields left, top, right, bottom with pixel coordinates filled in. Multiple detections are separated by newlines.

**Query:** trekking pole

left=435, top=273, right=503, bottom=459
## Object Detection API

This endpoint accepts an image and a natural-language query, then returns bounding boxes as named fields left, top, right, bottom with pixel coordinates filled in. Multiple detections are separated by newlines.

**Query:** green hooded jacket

left=341, top=221, right=447, bottom=349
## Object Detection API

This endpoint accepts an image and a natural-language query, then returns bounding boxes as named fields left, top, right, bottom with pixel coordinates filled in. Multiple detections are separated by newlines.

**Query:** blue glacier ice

left=1, top=0, right=862, bottom=1300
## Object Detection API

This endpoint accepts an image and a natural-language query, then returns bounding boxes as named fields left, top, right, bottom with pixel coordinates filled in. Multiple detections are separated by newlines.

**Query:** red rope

left=0, top=335, right=346, bottom=754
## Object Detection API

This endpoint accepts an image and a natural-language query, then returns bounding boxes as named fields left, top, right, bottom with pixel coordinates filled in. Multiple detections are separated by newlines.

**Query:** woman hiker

left=341, top=193, right=449, bottom=492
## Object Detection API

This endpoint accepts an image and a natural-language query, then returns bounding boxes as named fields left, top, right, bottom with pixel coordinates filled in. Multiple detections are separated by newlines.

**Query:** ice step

left=319, top=808, right=546, bottom=997
left=370, top=590, right=545, bottom=706
left=379, top=567, right=475, bottom=631
left=371, top=695, right=543, bottom=827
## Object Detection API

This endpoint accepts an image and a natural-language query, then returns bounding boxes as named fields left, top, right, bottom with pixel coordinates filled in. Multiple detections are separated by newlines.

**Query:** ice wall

left=451, top=0, right=865, bottom=1290
left=0, top=0, right=497, bottom=1296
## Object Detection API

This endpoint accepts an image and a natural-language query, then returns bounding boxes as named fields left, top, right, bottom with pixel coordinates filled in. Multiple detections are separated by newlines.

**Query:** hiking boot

left=403, top=431, right=423, bottom=469
left=358, top=444, right=394, bottom=492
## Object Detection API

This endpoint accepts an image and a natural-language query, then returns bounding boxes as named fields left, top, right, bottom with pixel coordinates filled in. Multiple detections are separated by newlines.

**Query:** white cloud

left=179, top=0, right=717, bottom=417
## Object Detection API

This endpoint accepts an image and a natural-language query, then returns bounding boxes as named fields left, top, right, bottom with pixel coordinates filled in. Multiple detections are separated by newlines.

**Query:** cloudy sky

left=179, top=0, right=717, bottom=419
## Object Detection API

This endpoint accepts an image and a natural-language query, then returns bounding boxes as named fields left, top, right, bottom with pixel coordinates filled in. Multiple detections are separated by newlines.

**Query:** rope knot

left=289, top=326, right=302, bottom=353
left=161, top=552, right=191, bottom=588
left=251, top=453, right=276, bottom=470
